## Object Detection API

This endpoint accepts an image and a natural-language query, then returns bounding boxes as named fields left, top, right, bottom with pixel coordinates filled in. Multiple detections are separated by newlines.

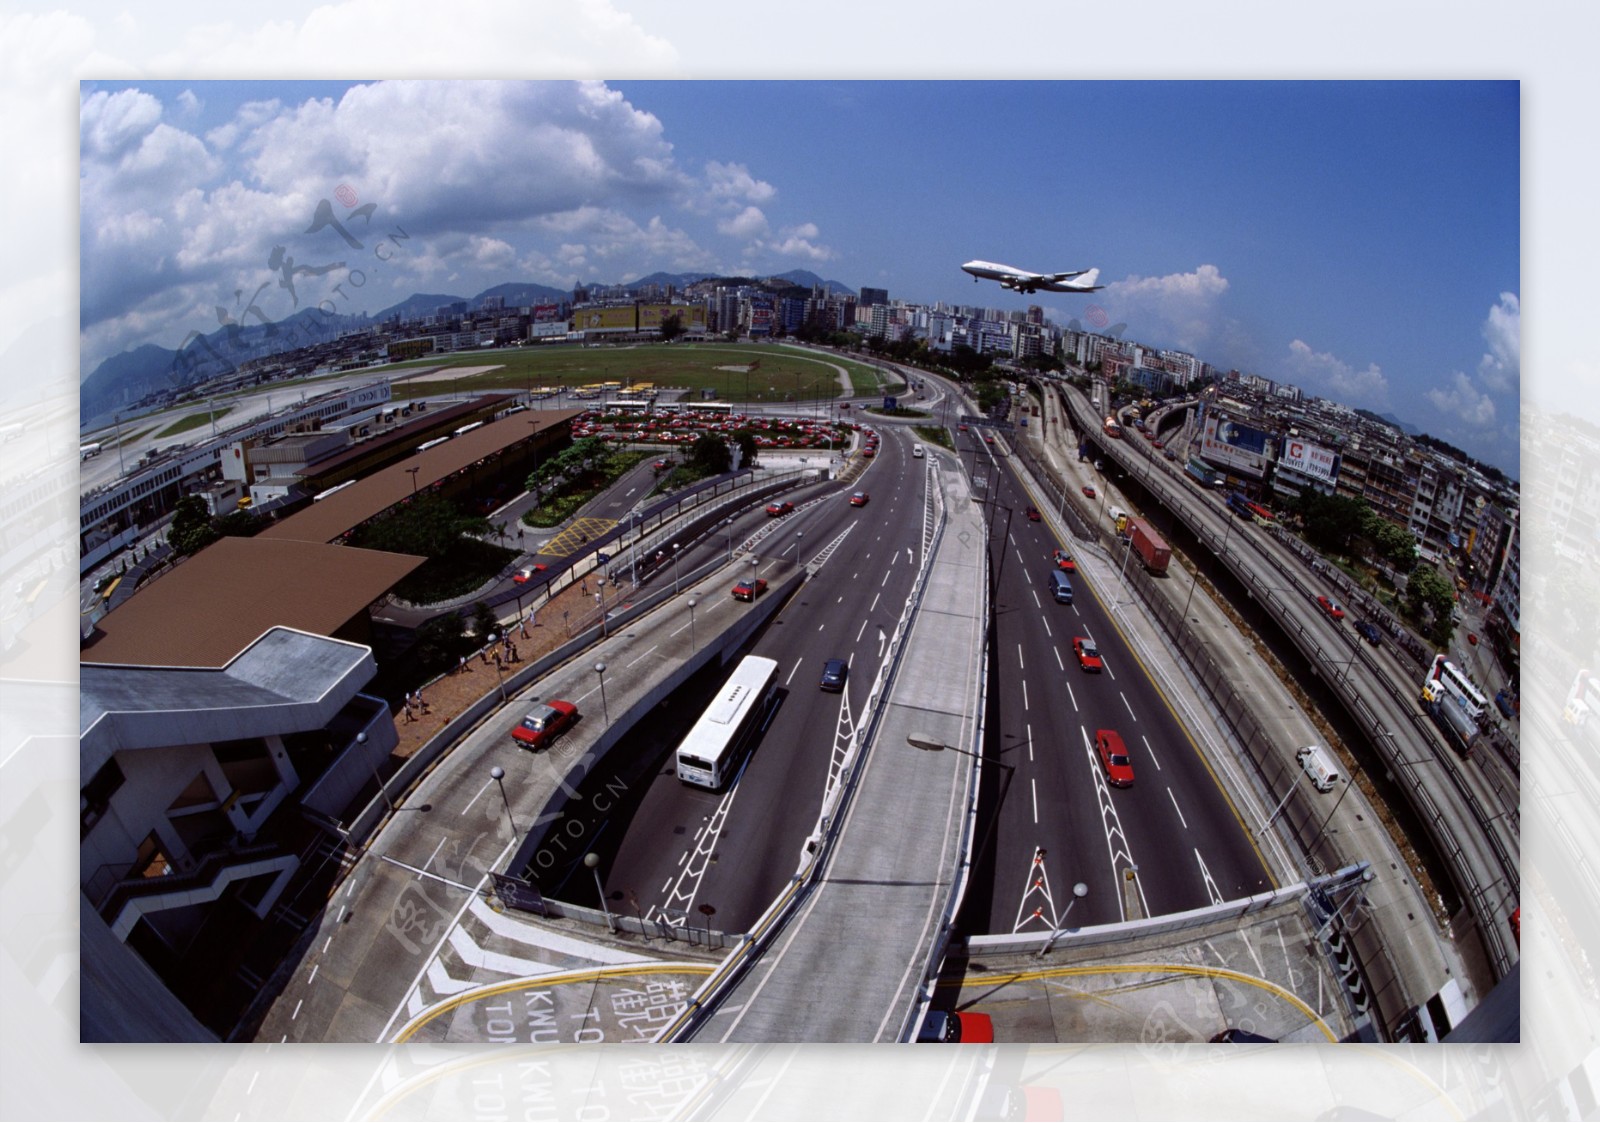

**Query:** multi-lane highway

left=954, top=423, right=1272, bottom=936
left=538, top=425, right=934, bottom=932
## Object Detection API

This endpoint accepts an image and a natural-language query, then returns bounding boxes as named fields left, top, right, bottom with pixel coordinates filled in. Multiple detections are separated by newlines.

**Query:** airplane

left=960, top=260, right=1103, bottom=294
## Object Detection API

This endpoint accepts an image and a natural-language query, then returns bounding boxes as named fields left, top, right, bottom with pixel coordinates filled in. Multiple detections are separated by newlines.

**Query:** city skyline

left=80, top=79, right=1519, bottom=472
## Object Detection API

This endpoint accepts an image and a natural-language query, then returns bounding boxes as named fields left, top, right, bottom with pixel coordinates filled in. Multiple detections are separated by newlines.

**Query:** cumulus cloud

left=175, top=89, right=202, bottom=119
left=717, top=205, right=769, bottom=239
left=1283, top=339, right=1391, bottom=407
left=1427, top=370, right=1497, bottom=427
left=763, top=222, right=833, bottom=262
left=705, top=160, right=776, bottom=204
left=1100, top=264, right=1229, bottom=353
left=1477, top=291, right=1519, bottom=393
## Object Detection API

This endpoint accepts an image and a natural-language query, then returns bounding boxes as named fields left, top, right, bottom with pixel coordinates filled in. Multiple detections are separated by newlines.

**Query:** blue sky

left=79, top=79, right=1520, bottom=472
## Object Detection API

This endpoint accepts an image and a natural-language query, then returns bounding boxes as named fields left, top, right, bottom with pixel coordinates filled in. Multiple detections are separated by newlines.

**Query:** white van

left=1295, top=744, right=1341, bottom=792
left=912, top=444, right=925, bottom=459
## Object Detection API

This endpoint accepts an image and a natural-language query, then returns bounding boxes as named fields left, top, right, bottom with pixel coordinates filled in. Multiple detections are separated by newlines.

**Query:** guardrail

left=657, top=457, right=957, bottom=1043
left=1051, top=383, right=1518, bottom=992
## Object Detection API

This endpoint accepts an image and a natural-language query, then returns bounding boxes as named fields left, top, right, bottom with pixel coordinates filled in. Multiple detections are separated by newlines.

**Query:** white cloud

left=1283, top=338, right=1391, bottom=407
left=717, top=205, right=769, bottom=239
left=175, top=88, right=201, bottom=119
left=1427, top=370, right=1497, bottom=427
left=205, top=98, right=282, bottom=151
left=1477, top=291, right=1520, bottom=393
left=762, top=221, right=833, bottom=262
left=705, top=160, right=776, bottom=204
left=1100, top=264, right=1230, bottom=354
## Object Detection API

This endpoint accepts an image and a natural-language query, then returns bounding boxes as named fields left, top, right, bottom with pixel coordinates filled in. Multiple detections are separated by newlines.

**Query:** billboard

left=528, top=320, right=570, bottom=339
left=638, top=303, right=707, bottom=332
left=1279, top=436, right=1340, bottom=485
left=1200, top=413, right=1272, bottom=477
left=577, top=306, right=637, bottom=332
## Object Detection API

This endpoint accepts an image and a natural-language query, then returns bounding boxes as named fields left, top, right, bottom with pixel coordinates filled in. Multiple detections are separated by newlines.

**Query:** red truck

left=1127, top=517, right=1171, bottom=575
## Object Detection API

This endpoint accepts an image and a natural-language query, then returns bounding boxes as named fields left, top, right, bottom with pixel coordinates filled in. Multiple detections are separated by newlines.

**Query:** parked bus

left=675, top=655, right=781, bottom=789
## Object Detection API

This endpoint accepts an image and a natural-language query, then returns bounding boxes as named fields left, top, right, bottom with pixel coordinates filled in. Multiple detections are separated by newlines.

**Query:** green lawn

left=156, top=407, right=232, bottom=438
left=369, top=341, right=888, bottom=406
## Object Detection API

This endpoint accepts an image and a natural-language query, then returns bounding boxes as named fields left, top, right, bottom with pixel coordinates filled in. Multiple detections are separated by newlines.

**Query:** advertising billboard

left=577, top=306, right=638, bottom=332
left=1279, top=436, right=1341, bottom=485
left=638, top=303, right=707, bottom=332
left=1200, top=413, right=1271, bottom=477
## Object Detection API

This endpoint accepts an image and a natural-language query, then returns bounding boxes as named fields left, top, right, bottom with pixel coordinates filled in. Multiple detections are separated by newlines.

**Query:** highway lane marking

left=1027, top=723, right=1035, bottom=762
left=856, top=617, right=870, bottom=642
left=1031, top=778, right=1040, bottom=823
left=308, top=964, right=319, bottom=984
left=292, top=1000, right=302, bottom=1021
left=323, top=936, right=333, bottom=954
left=881, top=570, right=892, bottom=587
left=1194, top=849, right=1225, bottom=906
left=869, top=592, right=880, bottom=613
left=1120, top=692, right=1136, bottom=720
left=1022, top=679, right=1030, bottom=711
left=1032, top=590, right=1041, bottom=610
left=460, top=776, right=498, bottom=816
left=1054, top=647, right=1064, bottom=671
left=1066, top=681, right=1077, bottom=712
left=1023, top=567, right=1033, bottom=585
left=423, top=836, right=447, bottom=870
left=378, top=855, right=475, bottom=893
left=1041, top=618, right=1052, bottom=638
left=628, top=644, right=659, bottom=666
left=1142, top=735, right=1161, bottom=771
left=1017, top=643, right=1025, bottom=670
left=1166, top=787, right=1188, bottom=829
left=785, top=659, right=802, bottom=685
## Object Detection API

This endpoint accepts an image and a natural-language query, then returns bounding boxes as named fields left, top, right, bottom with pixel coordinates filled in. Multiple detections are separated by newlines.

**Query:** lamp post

left=1037, top=882, right=1089, bottom=957
left=357, top=731, right=393, bottom=811
left=594, top=661, right=609, bottom=725
left=490, top=765, right=517, bottom=835
left=407, top=466, right=420, bottom=494
left=596, top=577, right=608, bottom=637
left=687, top=595, right=698, bottom=652
left=585, top=852, right=617, bottom=932
left=672, top=542, right=683, bottom=594
left=485, top=632, right=507, bottom=703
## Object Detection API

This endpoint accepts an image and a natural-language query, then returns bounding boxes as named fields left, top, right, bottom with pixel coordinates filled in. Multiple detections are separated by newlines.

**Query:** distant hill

left=1355, top=407, right=1420, bottom=437
left=473, top=281, right=573, bottom=308
left=764, top=270, right=855, bottom=296
left=626, top=271, right=717, bottom=291
left=371, top=292, right=472, bottom=322
left=80, top=306, right=370, bottom=425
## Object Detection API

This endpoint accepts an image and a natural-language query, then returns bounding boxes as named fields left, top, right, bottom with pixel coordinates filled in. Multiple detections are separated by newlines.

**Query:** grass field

left=371, top=341, right=891, bottom=405
left=156, top=406, right=232, bottom=438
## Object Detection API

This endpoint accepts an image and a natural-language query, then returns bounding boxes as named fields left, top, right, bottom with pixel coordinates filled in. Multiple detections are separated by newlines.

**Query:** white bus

left=1423, top=654, right=1488, bottom=721
left=675, top=655, right=781, bottom=790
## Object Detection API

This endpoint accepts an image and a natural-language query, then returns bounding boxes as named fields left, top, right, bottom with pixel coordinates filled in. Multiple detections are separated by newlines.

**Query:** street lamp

left=407, top=466, right=420, bottom=495
left=585, top=852, right=617, bottom=933
left=1036, top=881, right=1089, bottom=957
left=687, top=595, right=698, bottom=652
left=596, top=577, right=608, bottom=637
left=594, top=660, right=610, bottom=724
left=672, top=542, right=683, bottom=594
left=357, top=731, right=393, bottom=811
left=485, top=632, right=507, bottom=703
left=490, top=765, right=518, bottom=835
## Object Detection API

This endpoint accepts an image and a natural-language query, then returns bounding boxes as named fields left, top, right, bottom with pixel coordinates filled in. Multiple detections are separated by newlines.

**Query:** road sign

left=490, top=872, right=547, bottom=915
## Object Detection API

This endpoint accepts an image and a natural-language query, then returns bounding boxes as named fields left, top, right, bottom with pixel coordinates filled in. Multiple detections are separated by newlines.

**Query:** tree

left=470, top=600, right=499, bottom=641
left=1405, top=564, right=1457, bottom=644
left=659, top=312, right=686, bottom=342
left=688, top=432, right=732, bottom=475
left=1360, top=510, right=1418, bottom=573
left=358, top=493, right=487, bottom=559
left=213, top=508, right=265, bottom=539
left=169, top=495, right=220, bottom=556
left=731, top=429, right=759, bottom=468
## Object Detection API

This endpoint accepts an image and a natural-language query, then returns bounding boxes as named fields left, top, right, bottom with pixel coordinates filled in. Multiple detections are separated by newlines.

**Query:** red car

left=849, top=491, right=870, bottom=507
left=1073, top=636, right=1103, bottom=672
left=1467, top=632, right=1479, bottom=646
left=732, top=578, right=768, bottom=601
left=862, top=446, right=876, bottom=458
left=1316, top=595, right=1346, bottom=621
left=984, top=434, right=995, bottom=445
left=766, top=501, right=794, bottom=517
left=511, top=700, right=578, bottom=751
left=1053, top=549, right=1077, bottom=573
left=512, top=563, right=548, bottom=584
left=1082, top=485, right=1097, bottom=499
left=958, top=423, right=969, bottom=432
left=1096, top=729, right=1134, bottom=787
left=1025, top=506, right=1041, bottom=521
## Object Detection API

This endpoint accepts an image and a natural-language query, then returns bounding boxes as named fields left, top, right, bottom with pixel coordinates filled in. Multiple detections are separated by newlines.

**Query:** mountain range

left=81, top=271, right=859, bottom=424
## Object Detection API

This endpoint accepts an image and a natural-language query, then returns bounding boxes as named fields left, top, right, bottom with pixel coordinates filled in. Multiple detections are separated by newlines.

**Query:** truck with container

left=1103, top=415, right=1123, bottom=439
left=1185, top=456, right=1222, bottom=488
left=1126, top=517, right=1171, bottom=575
left=1421, top=681, right=1480, bottom=757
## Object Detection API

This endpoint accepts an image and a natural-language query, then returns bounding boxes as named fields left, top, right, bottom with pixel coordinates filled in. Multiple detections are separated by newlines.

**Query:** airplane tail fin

left=1066, top=268, right=1101, bottom=290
